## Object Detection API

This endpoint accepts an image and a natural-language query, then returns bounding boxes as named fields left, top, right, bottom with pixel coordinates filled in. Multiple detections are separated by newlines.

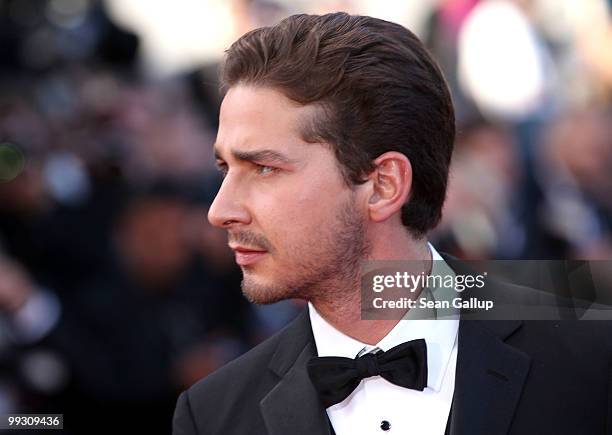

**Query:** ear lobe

left=367, top=152, right=412, bottom=223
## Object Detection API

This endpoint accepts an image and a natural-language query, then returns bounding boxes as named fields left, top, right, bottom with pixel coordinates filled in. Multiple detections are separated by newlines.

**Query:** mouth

left=230, top=245, right=268, bottom=266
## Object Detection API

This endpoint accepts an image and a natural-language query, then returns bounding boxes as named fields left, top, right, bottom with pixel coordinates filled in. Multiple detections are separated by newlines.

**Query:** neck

left=311, top=227, right=431, bottom=345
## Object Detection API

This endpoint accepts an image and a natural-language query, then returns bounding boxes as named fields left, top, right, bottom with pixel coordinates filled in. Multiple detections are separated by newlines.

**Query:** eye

left=255, top=164, right=277, bottom=175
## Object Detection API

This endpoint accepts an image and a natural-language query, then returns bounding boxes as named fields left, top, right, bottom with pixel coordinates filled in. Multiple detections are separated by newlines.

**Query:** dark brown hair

left=220, top=12, right=455, bottom=237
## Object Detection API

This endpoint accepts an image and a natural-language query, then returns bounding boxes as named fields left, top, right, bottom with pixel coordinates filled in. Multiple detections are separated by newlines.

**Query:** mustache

left=228, top=231, right=273, bottom=252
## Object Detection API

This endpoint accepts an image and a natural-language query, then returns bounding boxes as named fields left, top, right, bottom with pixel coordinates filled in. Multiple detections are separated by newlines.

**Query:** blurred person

left=0, top=254, right=64, bottom=420
left=0, top=258, right=33, bottom=314
left=535, top=107, right=612, bottom=259
left=454, top=0, right=567, bottom=261
left=187, top=0, right=289, bottom=130
left=570, top=0, right=612, bottom=99
left=0, top=256, right=60, bottom=346
left=173, top=13, right=612, bottom=435
left=0, top=65, right=228, bottom=289
left=0, top=153, right=62, bottom=288
left=0, top=0, right=139, bottom=73
left=107, top=78, right=217, bottom=184
left=1, top=167, right=249, bottom=432
left=36, top=185, right=252, bottom=434
left=433, top=120, right=525, bottom=259
left=423, top=0, right=481, bottom=125
left=457, top=0, right=558, bottom=121
left=0, top=72, right=128, bottom=295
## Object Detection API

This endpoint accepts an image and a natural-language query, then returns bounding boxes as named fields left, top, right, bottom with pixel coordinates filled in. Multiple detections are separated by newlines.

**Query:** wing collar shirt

left=308, top=243, right=459, bottom=435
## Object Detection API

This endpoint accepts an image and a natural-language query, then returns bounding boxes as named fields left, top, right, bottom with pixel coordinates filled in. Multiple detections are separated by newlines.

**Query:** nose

left=207, top=178, right=251, bottom=228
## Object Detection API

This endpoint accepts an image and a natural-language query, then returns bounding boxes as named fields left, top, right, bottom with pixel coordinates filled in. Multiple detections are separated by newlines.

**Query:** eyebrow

left=214, top=148, right=296, bottom=165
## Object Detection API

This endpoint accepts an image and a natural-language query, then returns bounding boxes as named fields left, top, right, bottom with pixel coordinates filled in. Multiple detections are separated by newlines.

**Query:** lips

left=231, top=246, right=268, bottom=266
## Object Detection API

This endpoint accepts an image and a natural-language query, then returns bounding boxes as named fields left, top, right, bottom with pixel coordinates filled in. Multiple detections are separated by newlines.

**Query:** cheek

left=252, top=186, right=341, bottom=248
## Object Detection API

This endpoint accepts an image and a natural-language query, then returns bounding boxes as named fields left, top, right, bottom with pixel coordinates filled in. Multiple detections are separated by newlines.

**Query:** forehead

left=216, top=85, right=317, bottom=155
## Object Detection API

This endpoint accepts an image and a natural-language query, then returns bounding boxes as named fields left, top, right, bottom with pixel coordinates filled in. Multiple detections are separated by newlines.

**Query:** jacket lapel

left=448, top=319, right=531, bottom=435
left=442, top=254, right=532, bottom=435
left=260, top=310, right=331, bottom=435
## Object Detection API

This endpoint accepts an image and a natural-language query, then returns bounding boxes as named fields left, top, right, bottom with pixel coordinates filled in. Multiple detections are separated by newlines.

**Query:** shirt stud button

left=380, top=420, right=391, bottom=431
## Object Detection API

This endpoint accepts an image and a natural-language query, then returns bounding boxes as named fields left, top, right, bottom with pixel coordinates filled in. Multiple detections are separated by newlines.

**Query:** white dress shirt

left=308, top=244, right=459, bottom=435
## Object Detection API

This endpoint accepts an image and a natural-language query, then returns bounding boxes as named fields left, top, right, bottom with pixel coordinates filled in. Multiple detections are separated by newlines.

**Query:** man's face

left=208, top=85, right=370, bottom=304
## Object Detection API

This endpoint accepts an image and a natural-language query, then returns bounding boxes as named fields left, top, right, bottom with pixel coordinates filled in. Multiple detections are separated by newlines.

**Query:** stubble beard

left=240, top=195, right=371, bottom=307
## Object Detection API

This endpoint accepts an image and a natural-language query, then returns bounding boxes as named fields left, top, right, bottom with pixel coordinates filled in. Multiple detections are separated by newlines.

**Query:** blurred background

left=0, top=0, right=611, bottom=433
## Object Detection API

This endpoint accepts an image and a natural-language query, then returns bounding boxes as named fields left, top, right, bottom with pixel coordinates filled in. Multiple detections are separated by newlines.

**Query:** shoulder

left=173, top=318, right=292, bottom=435
left=187, top=325, right=282, bottom=400
left=176, top=308, right=311, bottom=431
left=513, top=319, right=612, bottom=354
left=186, top=307, right=298, bottom=403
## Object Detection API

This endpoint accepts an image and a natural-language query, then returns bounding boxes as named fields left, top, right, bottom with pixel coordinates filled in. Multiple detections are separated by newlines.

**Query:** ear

left=366, top=151, right=412, bottom=223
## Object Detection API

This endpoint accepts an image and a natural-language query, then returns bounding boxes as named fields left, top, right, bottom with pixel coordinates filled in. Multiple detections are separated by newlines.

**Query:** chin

left=241, top=274, right=296, bottom=305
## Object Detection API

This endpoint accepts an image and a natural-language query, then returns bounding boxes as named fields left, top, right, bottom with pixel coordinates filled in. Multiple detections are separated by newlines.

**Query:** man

left=174, top=13, right=612, bottom=435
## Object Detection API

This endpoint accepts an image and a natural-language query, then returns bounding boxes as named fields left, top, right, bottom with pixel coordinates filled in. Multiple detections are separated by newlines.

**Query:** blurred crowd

left=0, top=0, right=611, bottom=433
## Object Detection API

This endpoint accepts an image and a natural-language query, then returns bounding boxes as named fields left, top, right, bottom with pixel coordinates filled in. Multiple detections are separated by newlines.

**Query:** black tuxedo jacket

left=174, top=262, right=612, bottom=435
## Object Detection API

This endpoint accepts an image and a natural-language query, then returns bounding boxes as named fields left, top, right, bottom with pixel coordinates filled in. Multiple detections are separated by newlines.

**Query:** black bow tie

left=307, top=339, right=428, bottom=408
